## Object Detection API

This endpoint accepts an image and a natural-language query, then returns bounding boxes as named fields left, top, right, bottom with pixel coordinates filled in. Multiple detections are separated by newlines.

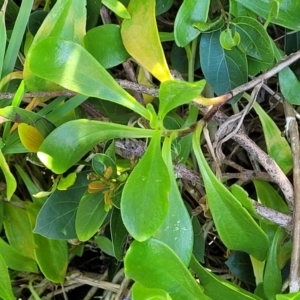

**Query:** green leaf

left=121, top=0, right=173, bottom=82
left=18, top=123, right=44, bottom=152
left=174, top=0, right=210, bottom=47
left=86, top=0, right=102, bottom=30
left=156, top=0, right=173, bottom=15
left=94, top=236, right=114, bottom=257
left=0, top=150, right=16, bottom=200
left=92, top=154, right=117, bottom=178
left=0, top=237, right=37, bottom=272
left=0, top=1, right=7, bottom=77
left=200, top=30, right=248, bottom=96
left=110, top=207, right=128, bottom=260
left=132, top=283, right=173, bottom=300
left=233, top=0, right=300, bottom=31
left=253, top=102, right=292, bottom=174
left=276, top=292, right=300, bottom=299
left=75, top=191, right=108, bottom=241
left=232, top=17, right=274, bottom=63
left=27, top=37, right=149, bottom=119
left=28, top=10, right=48, bottom=36
left=124, top=239, right=209, bottom=300
left=0, top=254, right=15, bottom=300
left=158, top=79, right=206, bottom=119
left=219, top=28, right=240, bottom=50
left=190, top=256, right=263, bottom=300
left=154, top=135, right=193, bottom=266
left=102, top=0, right=131, bottom=19
left=27, top=200, right=68, bottom=283
left=263, top=228, right=286, bottom=299
left=37, top=119, right=153, bottom=174
left=121, top=129, right=170, bottom=241
left=57, top=172, right=77, bottom=190
left=192, top=123, right=269, bottom=260
left=84, top=25, right=130, bottom=69
left=34, top=172, right=89, bottom=239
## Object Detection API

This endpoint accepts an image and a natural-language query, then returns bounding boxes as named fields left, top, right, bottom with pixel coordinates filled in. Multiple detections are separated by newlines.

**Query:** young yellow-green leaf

left=121, top=0, right=173, bottom=82
left=75, top=191, right=108, bottom=242
left=102, top=0, right=131, bottom=19
left=132, top=283, right=173, bottom=300
left=158, top=79, right=206, bottom=119
left=125, top=239, right=209, bottom=300
left=253, top=102, right=292, bottom=174
left=37, top=120, right=154, bottom=174
left=57, top=173, right=77, bottom=190
left=27, top=37, right=150, bottom=119
left=174, top=0, right=210, bottom=47
left=0, top=254, right=15, bottom=300
left=219, top=28, right=240, bottom=50
left=0, top=150, right=16, bottom=200
left=121, top=129, right=170, bottom=241
left=192, top=123, right=269, bottom=260
left=18, top=123, right=45, bottom=153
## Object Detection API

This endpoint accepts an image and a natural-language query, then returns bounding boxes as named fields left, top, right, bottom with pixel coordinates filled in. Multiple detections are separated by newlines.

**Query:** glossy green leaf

left=156, top=0, right=173, bottom=15
left=24, top=0, right=86, bottom=91
left=94, top=236, right=114, bottom=257
left=276, top=292, right=300, bottom=299
left=26, top=200, right=68, bottom=283
left=3, top=202, right=35, bottom=260
left=0, top=254, right=14, bottom=300
left=76, top=191, right=108, bottom=241
left=102, top=0, right=131, bottom=19
left=232, top=17, right=274, bottom=63
left=0, top=237, right=37, bottom=272
left=110, top=207, right=128, bottom=260
left=84, top=25, right=130, bottom=69
left=200, top=30, right=248, bottom=96
left=233, top=0, right=300, bottom=31
left=190, top=256, right=263, bottom=300
left=158, top=79, right=206, bottom=119
left=121, top=0, right=173, bottom=82
left=0, top=150, right=16, bottom=200
left=174, top=0, right=210, bottom=47
left=121, top=129, right=170, bottom=241
left=27, top=37, right=149, bottom=119
left=192, top=123, right=269, bottom=260
left=132, top=283, right=173, bottom=300
left=263, top=228, right=286, bottom=299
left=86, top=0, right=102, bottom=30
left=125, top=239, right=209, bottom=299
left=28, top=10, right=48, bottom=36
left=0, top=106, right=56, bottom=137
left=154, top=135, right=193, bottom=266
left=34, top=172, right=89, bottom=239
left=37, top=119, right=153, bottom=174
left=253, top=102, right=292, bottom=174
left=219, top=28, right=240, bottom=50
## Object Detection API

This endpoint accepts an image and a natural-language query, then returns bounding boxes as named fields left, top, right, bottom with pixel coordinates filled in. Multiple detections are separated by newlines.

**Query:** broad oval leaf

left=124, top=239, right=209, bottom=300
left=233, top=0, right=300, bottom=31
left=121, top=0, right=172, bottom=82
left=27, top=37, right=150, bottom=119
left=200, top=30, right=248, bottom=96
left=75, top=191, right=108, bottom=242
left=18, top=123, right=44, bottom=153
left=232, top=16, right=274, bottom=63
left=192, top=123, right=269, bottom=260
left=37, top=120, right=153, bottom=174
left=174, top=0, right=210, bottom=47
left=84, top=24, right=130, bottom=69
left=121, top=129, right=170, bottom=241
left=158, top=79, right=206, bottom=119
left=253, top=102, right=292, bottom=174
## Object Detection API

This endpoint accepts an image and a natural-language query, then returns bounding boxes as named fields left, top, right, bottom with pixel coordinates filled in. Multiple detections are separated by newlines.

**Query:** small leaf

left=158, top=79, right=206, bottom=119
left=174, top=0, right=210, bottom=47
left=92, top=154, right=117, bottom=178
left=200, top=30, right=248, bottom=96
left=94, top=236, right=114, bottom=257
left=279, top=66, right=300, bottom=105
left=75, top=191, right=108, bottom=241
left=37, top=120, right=153, bottom=174
left=18, top=123, right=44, bottom=152
left=219, top=28, right=240, bottom=50
left=132, top=283, right=173, bottom=300
left=34, top=172, right=89, bottom=239
left=0, top=150, right=16, bottom=200
left=121, top=129, right=170, bottom=241
left=27, top=37, right=150, bottom=119
left=57, top=172, right=77, bottom=190
left=124, top=239, right=208, bottom=299
left=0, top=254, right=15, bottom=300
left=102, top=0, right=131, bottom=19
left=253, top=102, right=292, bottom=174
left=84, top=25, right=130, bottom=69
left=156, top=0, right=173, bottom=15
left=192, top=123, right=269, bottom=260
left=121, top=0, right=172, bottom=82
